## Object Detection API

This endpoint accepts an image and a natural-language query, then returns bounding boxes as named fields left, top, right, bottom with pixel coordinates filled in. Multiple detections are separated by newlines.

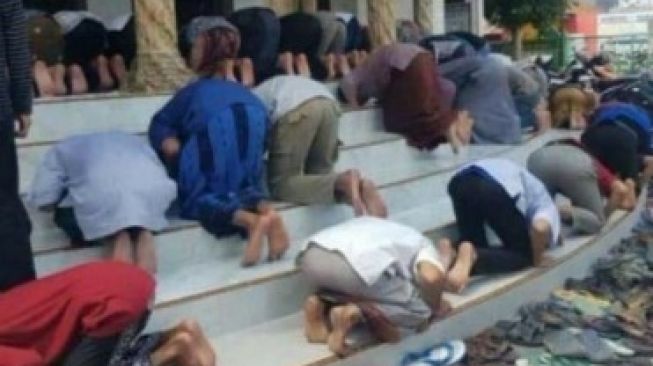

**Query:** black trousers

left=0, top=121, right=35, bottom=292
left=448, top=170, right=533, bottom=275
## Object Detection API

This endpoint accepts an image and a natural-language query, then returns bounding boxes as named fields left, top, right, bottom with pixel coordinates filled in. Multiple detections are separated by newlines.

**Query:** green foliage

left=485, top=0, right=573, bottom=32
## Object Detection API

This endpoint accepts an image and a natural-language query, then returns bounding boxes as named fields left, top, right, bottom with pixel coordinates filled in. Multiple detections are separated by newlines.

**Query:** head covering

left=591, top=102, right=653, bottom=154
left=0, top=262, right=154, bottom=366
left=185, top=16, right=238, bottom=45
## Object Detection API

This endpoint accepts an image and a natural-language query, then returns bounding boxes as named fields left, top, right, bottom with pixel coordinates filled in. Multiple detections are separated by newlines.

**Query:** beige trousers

left=268, top=98, right=341, bottom=204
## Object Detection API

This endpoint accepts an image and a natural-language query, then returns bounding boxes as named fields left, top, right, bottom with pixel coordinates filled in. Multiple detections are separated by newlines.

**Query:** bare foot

left=336, top=170, right=365, bottom=216
left=33, top=60, right=55, bottom=97
left=535, top=104, right=552, bottom=135
left=328, top=304, right=362, bottom=356
left=434, top=298, right=452, bottom=319
left=238, top=58, right=255, bottom=88
left=446, top=122, right=463, bottom=154
left=153, top=320, right=216, bottom=366
left=223, top=59, right=237, bottom=83
left=360, top=179, right=388, bottom=218
left=295, top=54, right=311, bottom=77
left=347, top=51, right=358, bottom=69
left=265, top=209, right=290, bottom=261
left=336, top=54, right=351, bottom=77
left=304, top=295, right=329, bottom=343
left=49, top=64, right=67, bottom=96
left=93, top=55, right=115, bottom=91
left=109, top=54, right=128, bottom=88
left=436, top=239, right=455, bottom=271
left=323, top=54, right=336, bottom=80
left=111, top=230, right=134, bottom=264
left=445, top=242, right=476, bottom=293
left=278, top=52, right=294, bottom=75
left=621, top=179, right=637, bottom=210
left=531, top=219, right=552, bottom=267
left=241, top=214, right=270, bottom=267
left=455, top=111, right=474, bottom=145
left=68, top=65, right=88, bottom=95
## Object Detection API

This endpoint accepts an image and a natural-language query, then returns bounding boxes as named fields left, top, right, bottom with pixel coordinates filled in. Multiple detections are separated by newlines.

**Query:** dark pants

left=228, top=7, right=281, bottom=83
left=106, top=17, right=135, bottom=68
left=279, top=12, right=327, bottom=80
left=448, top=170, right=533, bottom=275
left=0, top=122, right=35, bottom=292
left=63, top=18, right=108, bottom=92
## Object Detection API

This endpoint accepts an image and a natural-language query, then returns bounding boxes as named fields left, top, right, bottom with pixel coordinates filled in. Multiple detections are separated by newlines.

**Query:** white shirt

left=458, top=158, right=561, bottom=247
left=253, top=75, right=335, bottom=123
left=300, top=217, right=443, bottom=286
left=54, top=11, right=102, bottom=34
left=28, top=132, right=177, bottom=240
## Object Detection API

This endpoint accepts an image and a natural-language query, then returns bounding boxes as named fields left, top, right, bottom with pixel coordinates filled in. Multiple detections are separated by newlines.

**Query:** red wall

left=565, top=8, right=599, bottom=53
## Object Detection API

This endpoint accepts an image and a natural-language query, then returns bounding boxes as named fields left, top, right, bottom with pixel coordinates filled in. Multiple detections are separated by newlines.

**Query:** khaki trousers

left=268, top=98, right=341, bottom=204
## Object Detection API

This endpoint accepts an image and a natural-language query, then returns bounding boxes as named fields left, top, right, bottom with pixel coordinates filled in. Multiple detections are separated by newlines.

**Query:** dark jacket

left=0, top=0, right=32, bottom=121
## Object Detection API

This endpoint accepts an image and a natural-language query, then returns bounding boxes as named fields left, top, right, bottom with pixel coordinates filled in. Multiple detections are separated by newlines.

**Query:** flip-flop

left=401, top=340, right=466, bottom=366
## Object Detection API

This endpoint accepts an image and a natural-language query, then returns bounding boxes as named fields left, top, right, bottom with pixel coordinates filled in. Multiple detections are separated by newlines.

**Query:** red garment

left=0, top=261, right=154, bottom=366
left=382, top=52, right=457, bottom=150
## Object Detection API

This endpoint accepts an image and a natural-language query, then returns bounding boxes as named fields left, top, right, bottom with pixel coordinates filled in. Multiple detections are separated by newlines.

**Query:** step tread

left=28, top=141, right=506, bottom=255
left=207, top=220, right=625, bottom=366
left=33, top=132, right=573, bottom=309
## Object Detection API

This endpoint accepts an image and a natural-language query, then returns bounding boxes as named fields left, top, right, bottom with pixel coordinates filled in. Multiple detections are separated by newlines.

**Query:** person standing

left=0, top=0, right=36, bottom=292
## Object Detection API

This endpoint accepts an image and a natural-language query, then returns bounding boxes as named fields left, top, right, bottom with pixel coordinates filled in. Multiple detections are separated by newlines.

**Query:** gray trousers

left=298, top=245, right=432, bottom=333
left=528, top=144, right=606, bottom=235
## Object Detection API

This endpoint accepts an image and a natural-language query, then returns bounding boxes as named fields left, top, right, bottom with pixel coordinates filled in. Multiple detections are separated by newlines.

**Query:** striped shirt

left=0, top=0, right=33, bottom=121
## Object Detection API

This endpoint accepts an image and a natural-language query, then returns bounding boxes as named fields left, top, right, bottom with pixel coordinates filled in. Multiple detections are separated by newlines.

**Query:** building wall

left=87, top=0, right=132, bottom=21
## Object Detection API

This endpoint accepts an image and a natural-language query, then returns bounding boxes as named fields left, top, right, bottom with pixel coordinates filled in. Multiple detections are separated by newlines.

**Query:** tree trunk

left=127, top=0, right=192, bottom=94
left=367, top=0, right=396, bottom=49
left=512, top=27, right=524, bottom=60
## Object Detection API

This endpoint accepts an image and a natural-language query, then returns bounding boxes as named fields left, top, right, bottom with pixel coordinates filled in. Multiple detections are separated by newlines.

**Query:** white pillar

left=433, top=0, right=445, bottom=34
left=469, top=0, right=484, bottom=35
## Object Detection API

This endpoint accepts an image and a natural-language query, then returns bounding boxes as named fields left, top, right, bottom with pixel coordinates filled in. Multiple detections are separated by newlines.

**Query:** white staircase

left=24, top=94, right=639, bottom=366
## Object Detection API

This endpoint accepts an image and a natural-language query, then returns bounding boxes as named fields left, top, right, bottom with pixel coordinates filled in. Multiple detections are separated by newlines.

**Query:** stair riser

left=34, top=132, right=566, bottom=278
left=26, top=138, right=494, bottom=253
left=146, top=272, right=312, bottom=336
left=28, top=98, right=382, bottom=147
left=331, top=207, right=639, bottom=366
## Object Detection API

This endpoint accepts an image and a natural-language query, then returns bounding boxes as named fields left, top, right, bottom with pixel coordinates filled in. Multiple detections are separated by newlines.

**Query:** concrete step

left=129, top=131, right=573, bottom=337
left=20, top=107, right=387, bottom=193
left=26, top=82, right=340, bottom=147
left=27, top=136, right=498, bottom=255
left=204, top=204, right=638, bottom=366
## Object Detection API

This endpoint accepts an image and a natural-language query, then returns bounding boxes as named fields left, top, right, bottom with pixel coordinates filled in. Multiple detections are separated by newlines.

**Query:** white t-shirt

left=253, top=75, right=336, bottom=123
left=300, top=217, right=443, bottom=286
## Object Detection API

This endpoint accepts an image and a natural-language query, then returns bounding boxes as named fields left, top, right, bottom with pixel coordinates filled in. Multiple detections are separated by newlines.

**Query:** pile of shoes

left=464, top=234, right=653, bottom=365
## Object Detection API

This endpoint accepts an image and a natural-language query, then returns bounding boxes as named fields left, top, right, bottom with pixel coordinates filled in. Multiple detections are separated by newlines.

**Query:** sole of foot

left=436, top=238, right=456, bottom=272
left=328, top=305, right=362, bottom=357
left=304, top=295, right=330, bottom=343
left=267, top=210, right=289, bottom=262
left=241, top=215, right=271, bottom=267
left=445, top=242, right=476, bottom=294
left=361, top=179, right=388, bottom=218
